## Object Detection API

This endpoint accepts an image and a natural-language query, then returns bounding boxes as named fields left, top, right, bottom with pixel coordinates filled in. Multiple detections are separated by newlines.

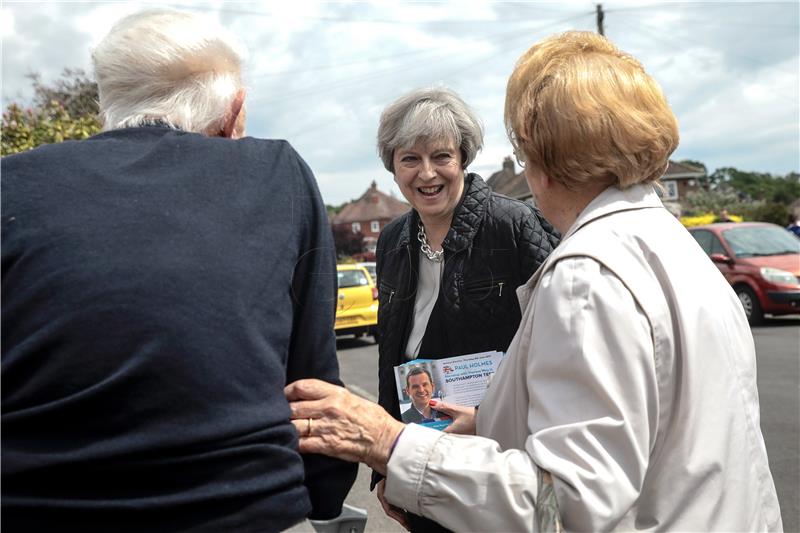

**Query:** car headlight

left=759, top=267, right=799, bottom=285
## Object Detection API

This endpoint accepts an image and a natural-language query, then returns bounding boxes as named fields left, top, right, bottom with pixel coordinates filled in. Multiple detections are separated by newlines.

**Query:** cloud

left=2, top=1, right=798, bottom=205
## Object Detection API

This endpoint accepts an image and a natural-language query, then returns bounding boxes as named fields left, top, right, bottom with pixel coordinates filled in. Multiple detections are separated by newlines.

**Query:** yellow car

left=335, top=264, right=379, bottom=342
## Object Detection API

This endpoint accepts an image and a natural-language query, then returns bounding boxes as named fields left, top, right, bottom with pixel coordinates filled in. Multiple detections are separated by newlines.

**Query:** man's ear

left=221, top=88, right=246, bottom=139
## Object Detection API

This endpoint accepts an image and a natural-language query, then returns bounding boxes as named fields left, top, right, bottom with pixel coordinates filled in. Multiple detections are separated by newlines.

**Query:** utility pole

left=596, top=4, right=605, bottom=36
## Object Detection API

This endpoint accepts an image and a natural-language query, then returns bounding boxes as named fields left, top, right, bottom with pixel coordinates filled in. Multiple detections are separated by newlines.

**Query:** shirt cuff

left=384, top=422, right=444, bottom=514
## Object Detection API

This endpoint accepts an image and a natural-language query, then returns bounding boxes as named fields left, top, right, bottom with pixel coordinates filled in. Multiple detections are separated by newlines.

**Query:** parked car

left=689, top=222, right=800, bottom=324
left=335, top=264, right=379, bottom=342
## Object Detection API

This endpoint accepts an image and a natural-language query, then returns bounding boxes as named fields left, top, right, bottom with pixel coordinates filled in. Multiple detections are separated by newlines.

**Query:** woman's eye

left=401, top=156, right=418, bottom=163
left=435, top=153, right=453, bottom=161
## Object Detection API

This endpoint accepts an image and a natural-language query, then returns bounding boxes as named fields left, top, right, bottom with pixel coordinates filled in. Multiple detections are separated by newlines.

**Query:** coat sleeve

left=285, top=148, right=358, bottom=520
left=384, top=257, right=656, bottom=531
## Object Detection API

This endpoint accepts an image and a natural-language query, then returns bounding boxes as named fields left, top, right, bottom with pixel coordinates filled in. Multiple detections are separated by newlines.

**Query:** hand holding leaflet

left=428, top=400, right=477, bottom=435
left=394, top=350, right=504, bottom=431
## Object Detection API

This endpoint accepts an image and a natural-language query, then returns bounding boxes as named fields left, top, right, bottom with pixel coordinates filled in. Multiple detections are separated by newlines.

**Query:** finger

left=290, top=418, right=306, bottom=436
left=428, top=399, right=455, bottom=414
left=288, top=398, right=329, bottom=420
left=378, top=485, right=409, bottom=530
left=387, top=506, right=410, bottom=530
left=284, top=378, right=337, bottom=401
left=296, top=434, right=350, bottom=460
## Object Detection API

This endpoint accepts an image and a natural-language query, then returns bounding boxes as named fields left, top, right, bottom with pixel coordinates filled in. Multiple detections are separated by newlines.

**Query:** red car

left=689, top=222, right=800, bottom=324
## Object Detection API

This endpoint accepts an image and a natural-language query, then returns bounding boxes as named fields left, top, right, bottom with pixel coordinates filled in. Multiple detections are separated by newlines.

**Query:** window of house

left=663, top=180, right=678, bottom=200
left=352, top=222, right=361, bottom=233
left=371, top=220, right=380, bottom=233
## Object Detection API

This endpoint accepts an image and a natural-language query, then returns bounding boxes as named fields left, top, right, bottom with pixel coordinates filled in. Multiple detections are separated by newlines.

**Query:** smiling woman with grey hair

left=377, top=87, right=484, bottom=173
left=369, top=86, right=559, bottom=532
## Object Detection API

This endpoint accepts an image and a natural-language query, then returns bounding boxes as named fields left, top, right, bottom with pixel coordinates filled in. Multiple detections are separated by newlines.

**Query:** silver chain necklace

left=417, top=223, right=444, bottom=263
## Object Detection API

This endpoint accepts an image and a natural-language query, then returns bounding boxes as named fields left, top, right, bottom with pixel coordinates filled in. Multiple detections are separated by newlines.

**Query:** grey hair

left=377, top=86, right=484, bottom=173
left=92, top=10, right=245, bottom=134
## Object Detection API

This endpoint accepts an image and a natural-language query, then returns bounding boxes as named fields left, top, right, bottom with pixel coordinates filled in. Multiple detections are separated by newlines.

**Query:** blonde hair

left=93, top=10, right=245, bottom=134
left=504, top=31, right=679, bottom=190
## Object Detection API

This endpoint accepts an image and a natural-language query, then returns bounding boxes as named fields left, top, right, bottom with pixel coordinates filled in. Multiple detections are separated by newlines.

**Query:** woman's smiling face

left=392, top=138, right=465, bottom=226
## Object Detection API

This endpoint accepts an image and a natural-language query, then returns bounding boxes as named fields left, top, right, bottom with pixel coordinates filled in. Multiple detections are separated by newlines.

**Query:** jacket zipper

left=464, top=279, right=508, bottom=297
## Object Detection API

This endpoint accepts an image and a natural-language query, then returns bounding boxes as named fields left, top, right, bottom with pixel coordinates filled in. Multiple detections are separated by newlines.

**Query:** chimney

left=503, top=156, right=514, bottom=175
left=370, top=180, right=379, bottom=203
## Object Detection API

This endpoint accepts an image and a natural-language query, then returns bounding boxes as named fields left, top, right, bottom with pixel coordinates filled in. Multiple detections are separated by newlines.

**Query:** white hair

left=92, top=10, right=245, bottom=134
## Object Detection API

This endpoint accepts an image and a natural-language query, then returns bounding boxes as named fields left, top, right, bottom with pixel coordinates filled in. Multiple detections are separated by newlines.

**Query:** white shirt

left=404, top=250, right=443, bottom=359
left=385, top=185, right=782, bottom=532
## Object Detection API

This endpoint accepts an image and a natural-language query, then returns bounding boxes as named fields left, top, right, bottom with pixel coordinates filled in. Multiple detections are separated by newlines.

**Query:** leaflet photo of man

left=401, top=367, right=441, bottom=424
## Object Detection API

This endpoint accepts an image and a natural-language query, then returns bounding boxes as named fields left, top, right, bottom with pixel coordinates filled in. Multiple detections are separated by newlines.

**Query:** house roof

left=663, top=160, right=705, bottom=180
left=486, top=156, right=531, bottom=200
left=487, top=158, right=706, bottom=202
left=330, top=181, right=410, bottom=224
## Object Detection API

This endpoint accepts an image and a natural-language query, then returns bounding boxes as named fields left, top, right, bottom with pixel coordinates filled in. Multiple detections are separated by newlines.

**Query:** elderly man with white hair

left=1, top=10, right=356, bottom=532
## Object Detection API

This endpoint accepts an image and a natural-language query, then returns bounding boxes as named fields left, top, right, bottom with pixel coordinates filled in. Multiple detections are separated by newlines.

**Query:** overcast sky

left=2, top=1, right=798, bottom=205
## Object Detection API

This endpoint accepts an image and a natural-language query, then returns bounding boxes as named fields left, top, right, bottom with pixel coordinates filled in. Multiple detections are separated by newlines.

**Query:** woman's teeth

left=418, top=185, right=444, bottom=195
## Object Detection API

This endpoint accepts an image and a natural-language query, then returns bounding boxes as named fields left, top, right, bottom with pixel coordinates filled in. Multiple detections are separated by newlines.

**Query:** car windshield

left=338, top=269, right=369, bottom=288
left=362, top=265, right=376, bottom=280
left=723, top=226, right=800, bottom=258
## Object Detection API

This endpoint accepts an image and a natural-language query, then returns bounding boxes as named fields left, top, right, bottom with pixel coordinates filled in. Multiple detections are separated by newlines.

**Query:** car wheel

left=735, top=285, right=763, bottom=326
left=371, top=328, right=380, bottom=344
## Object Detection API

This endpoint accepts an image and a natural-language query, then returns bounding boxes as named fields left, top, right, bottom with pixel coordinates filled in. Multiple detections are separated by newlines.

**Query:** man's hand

left=429, top=399, right=477, bottom=435
left=377, top=478, right=410, bottom=531
left=285, top=379, right=405, bottom=475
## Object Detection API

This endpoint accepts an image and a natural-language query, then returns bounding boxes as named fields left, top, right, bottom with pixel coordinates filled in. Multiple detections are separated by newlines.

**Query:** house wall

left=661, top=178, right=701, bottom=201
left=333, top=217, right=392, bottom=239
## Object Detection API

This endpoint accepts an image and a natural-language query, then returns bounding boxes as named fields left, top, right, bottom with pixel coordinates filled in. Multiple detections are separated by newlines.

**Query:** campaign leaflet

left=393, top=350, right=505, bottom=430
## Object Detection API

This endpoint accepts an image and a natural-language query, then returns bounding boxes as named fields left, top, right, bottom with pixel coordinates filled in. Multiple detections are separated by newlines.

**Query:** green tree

left=710, top=167, right=800, bottom=204
left=2, top=69, right=101, bottom=156
left=29, top=69, right=99, bottom=118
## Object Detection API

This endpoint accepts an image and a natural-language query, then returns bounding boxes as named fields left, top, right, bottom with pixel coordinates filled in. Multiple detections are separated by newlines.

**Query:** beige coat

left=386, top=185, right=782, bottom=532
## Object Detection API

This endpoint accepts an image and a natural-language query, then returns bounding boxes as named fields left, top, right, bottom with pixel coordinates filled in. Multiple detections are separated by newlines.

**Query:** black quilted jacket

left=372, top=174, right=559, bottom=486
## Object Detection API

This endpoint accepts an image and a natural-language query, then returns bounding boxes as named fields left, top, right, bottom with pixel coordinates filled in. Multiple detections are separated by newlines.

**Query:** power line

left=163, top=2, right=575, bottom=25
left=279, top=12, right=594, bottom=141
left=248, top=12, right=592, bottom=106
left=606, top=2, right=798, bottom=13
left=613, top=16, right=799, bottom=106
left=614, top=13, right=799, bottom=77
left=247, top=16, right=588, bottom=79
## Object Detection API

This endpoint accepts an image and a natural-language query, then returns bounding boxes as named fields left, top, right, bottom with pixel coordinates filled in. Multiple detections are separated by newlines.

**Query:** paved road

left=333, top=317, right=800, bottom=532
left=752, top=317, right=800, bottom=532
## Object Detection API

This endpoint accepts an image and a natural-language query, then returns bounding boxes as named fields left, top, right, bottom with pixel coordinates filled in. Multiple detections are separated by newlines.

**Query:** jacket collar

left=561, top=184, right=664, bottom=241
left=396, top=173, right=489, bottom=251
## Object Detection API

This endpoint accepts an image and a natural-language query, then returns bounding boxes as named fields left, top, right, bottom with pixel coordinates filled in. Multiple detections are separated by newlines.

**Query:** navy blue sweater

left=1, top=126, right=357, bottom=532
